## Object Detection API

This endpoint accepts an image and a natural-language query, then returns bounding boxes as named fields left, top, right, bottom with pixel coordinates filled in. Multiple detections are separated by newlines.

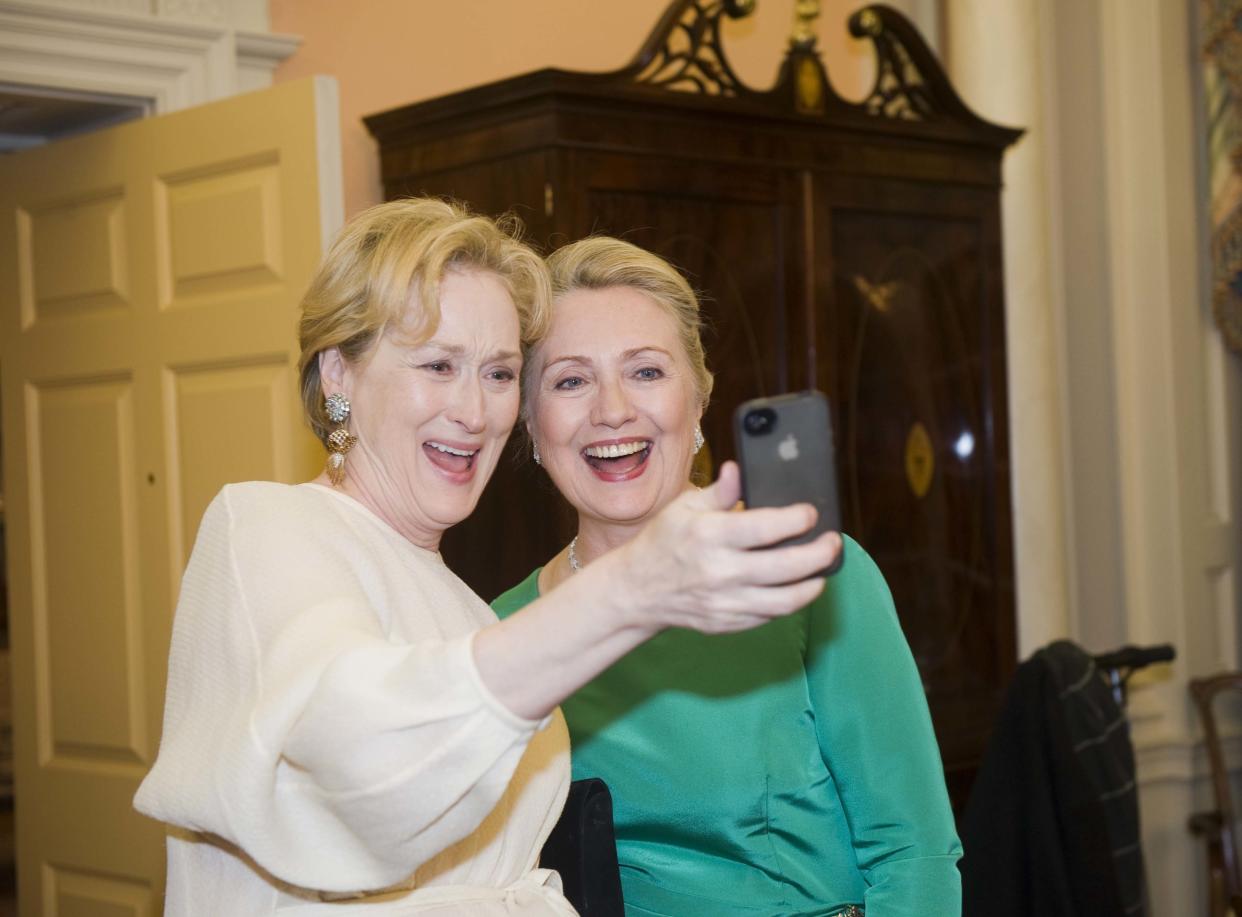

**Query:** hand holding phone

left=733, top=390, right=844, bottom=575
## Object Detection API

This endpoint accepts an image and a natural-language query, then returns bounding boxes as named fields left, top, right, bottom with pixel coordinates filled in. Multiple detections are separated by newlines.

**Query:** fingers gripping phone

left=733, top=390, right=844, bottom=575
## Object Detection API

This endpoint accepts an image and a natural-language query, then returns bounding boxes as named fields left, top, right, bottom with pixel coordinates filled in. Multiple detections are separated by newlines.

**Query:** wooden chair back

left=1189, top=673, right=1242, bottom=916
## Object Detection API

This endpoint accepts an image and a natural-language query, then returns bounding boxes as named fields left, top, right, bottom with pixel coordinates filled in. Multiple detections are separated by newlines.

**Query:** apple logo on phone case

left=778, top=434, right=800, bottom=461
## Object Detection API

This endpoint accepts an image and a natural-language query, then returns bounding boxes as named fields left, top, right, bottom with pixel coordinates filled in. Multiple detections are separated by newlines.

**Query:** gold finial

left=858, top=8, right=882, bottom=36
left=791, top=0, right=820, bottom=48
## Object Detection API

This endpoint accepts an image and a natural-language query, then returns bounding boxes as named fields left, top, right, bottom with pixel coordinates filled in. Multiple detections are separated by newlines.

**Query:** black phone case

left=733, top=390, right=844, bottom=574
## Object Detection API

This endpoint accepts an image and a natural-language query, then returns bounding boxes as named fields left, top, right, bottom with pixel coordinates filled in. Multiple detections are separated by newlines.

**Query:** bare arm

left=473, top=462, right=841, bottom=720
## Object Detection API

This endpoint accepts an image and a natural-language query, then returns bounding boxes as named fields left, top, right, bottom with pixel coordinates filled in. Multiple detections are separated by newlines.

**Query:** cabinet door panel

left=569, top=153, right=801, bottom=476
left=380, top=150, right=554, bottom=244
left=395, top=155, right=563, bottom=601
left=815, top=179, right=1015, bottom=801
left=438, top=153, right=802, bottom=600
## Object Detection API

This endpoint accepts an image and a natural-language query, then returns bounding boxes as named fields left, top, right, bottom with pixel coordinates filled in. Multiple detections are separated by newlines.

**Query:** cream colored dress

left=134, top=483, right=573, bottom=915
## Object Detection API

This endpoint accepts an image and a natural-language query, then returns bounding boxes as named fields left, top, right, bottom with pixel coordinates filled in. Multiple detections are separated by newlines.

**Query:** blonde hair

left=298, top=197, right=550, bottom=444
left=541, top=237, right=714, bottom=410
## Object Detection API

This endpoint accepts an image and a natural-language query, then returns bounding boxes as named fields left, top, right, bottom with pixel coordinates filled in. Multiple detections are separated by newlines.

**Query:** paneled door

left=0, top=76, right=342, bottom=915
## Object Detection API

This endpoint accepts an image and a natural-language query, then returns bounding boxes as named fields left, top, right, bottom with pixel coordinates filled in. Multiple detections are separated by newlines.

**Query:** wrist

left=587, top=546, right=663, bottom=640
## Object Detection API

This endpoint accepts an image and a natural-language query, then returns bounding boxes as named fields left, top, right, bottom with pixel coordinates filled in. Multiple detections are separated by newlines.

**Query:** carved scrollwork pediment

left=626, top=0, right=759, bottom=97
left=606, top=0, right=1019, bottom=144
left=852, top=7, right=936, bottom=120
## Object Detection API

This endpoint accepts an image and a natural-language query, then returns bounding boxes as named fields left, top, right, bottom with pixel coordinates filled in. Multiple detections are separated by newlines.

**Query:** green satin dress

left=492, top=536, right=962, bottom=917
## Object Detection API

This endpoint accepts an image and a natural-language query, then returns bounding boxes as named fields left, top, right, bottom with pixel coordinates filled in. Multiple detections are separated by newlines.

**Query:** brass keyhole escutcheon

left=905, top=422, right=933, bottom=499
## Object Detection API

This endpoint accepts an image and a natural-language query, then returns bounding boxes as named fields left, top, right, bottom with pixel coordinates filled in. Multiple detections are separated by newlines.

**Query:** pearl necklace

left=567, top=536, right=581, bottom=573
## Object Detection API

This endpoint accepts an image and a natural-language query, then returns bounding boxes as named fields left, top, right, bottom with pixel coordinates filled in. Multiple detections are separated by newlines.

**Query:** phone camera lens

left=743, top=408, right=777, bottom=436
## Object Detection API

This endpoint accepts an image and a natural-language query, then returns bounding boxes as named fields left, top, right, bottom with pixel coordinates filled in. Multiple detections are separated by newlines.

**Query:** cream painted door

left=0, top=76, right=342, bottom=915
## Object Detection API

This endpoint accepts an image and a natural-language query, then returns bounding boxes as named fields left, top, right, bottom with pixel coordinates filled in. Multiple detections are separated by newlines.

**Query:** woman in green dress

left=493, top=237, right=962, bottom=917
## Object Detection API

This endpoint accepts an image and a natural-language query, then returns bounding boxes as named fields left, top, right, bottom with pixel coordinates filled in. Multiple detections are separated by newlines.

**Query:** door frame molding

left=0, top=0, right=299, bottom=112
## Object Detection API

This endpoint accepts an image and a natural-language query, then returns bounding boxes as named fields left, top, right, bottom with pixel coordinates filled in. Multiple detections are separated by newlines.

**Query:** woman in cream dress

left=134, top=199, right=841, bottom=915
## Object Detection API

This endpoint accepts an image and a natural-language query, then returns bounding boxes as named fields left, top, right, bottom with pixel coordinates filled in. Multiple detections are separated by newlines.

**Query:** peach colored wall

left=270, top=0, right=873, bottom=218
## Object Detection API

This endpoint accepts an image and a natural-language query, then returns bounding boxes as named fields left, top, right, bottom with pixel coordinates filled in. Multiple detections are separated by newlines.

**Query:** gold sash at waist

left=273, top=868, right=576, bottom=915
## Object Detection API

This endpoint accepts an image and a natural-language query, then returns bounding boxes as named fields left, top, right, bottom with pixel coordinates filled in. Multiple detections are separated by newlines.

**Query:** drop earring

left=324, top=392, right=357, bottom=486
left=532, top=441, right=542, bottom=466
left=693, top=425, right=705, bottom=455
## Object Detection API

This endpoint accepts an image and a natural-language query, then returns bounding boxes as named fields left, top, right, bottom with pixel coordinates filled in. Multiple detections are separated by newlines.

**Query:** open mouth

left=582, top=439, right=651, bottom=479
left=423, top=440, right=479, bottom=477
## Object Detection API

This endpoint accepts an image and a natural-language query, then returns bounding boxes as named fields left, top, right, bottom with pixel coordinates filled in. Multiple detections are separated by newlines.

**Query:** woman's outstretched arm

left=472, top=462, right=841, bottom=720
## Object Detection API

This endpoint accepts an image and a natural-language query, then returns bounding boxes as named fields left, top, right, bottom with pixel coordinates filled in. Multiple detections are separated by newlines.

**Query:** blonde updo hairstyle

left=298, top=197, right=551, bottom=445
left=537, top=236, right=714, bottom=414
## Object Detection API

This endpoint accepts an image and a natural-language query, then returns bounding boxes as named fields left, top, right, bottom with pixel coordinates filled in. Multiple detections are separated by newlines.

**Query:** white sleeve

left=134, top=488, right=543, bottom=893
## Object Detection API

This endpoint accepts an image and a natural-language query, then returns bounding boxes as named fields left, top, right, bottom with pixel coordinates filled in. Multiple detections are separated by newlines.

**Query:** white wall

left=944, top=0, right=1073, bottom=656
left=945, top=0, right=1242, bottom=910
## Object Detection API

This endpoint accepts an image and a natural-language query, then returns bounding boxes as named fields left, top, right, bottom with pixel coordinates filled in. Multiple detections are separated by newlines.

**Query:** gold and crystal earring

left=693, top=425, right=705, bottom=455
left=532, top=441, right=542, bottom=466
left=324, top=392, right=357, bottom=486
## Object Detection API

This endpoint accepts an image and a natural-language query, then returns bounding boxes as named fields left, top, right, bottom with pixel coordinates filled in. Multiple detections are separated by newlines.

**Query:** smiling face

left=529, top=285, right=702, bottom=530
left=322, top=267, right=522, bottom=550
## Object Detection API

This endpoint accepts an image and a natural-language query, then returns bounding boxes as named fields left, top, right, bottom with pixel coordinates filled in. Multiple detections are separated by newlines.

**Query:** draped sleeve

left=134, top=484, right=546, bottom=894
left=804, top=537, right=964, bottom=916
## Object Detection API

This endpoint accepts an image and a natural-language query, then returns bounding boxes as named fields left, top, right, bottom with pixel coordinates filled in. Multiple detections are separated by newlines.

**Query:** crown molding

left=0, top=0, right=298, bottom=110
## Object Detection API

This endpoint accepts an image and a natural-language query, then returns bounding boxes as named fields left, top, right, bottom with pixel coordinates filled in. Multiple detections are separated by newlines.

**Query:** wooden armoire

left=365, top=1, right=1021, bottom=805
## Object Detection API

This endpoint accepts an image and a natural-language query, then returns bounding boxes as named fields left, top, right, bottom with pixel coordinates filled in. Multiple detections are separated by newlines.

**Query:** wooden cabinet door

left=435, top=150, right=806, bottom=600
left=559, top=151, right=805, bottom=460
left=812, top=173, right=1015, bottom=802
left=390, top=150, right=563, bottom=600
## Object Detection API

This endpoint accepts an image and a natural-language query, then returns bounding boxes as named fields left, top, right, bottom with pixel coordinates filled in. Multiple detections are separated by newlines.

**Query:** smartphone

left=733, top=390, right=844, bottom=575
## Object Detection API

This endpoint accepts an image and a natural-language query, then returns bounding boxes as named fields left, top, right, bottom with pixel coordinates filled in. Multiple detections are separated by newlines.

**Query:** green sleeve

left=490, top=569, right=541, bottom=619
left=806, top=537, right=962, bottom=916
